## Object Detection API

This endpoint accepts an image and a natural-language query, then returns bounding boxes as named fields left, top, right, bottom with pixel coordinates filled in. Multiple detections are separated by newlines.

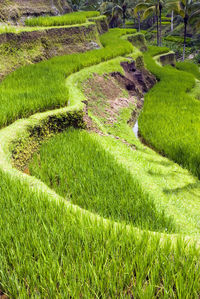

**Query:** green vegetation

left=25, top=11, right=99, bottom=27
left=0, top=28, right=135, bottom=128
left=29, top=128, right=175, bottom=232
left=0, top=4, right=199, bottom=294
left=139, top=47, right=200, bottom=178
left=166, top=0, right=200, bottom=60
left=176, top=61, right=200, bottom=80
left=125, top=20, right=134, bottom=26
left=161, top=21, right=171, bottom=25
left=65, top=56, right=200, bottom=235
left=145, top=45, right=170, bottom=57
left=164, top=35, right=191, bottom=44
left=124, top=32, right=147, bottom=51
left=0, top=23, right=94, bottom=35
left=161, top=16, right=171, bottom=21
left=1, top=49, right=200, bottom=293
left=1, top=169, right=200, bottom=297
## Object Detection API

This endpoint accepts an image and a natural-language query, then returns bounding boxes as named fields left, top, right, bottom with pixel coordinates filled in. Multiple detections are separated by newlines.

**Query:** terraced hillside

left=0, top=11, right=200, bottom=298
left=0, top=0, right=72, bottom=21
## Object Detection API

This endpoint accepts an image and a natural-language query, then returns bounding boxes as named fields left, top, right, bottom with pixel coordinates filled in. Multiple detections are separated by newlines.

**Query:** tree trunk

left=171, top=10, right=174, bottom=32
left=183, top=19, right=187, bottom=61
left=159, top=3, right=162, bottom=46
left=122, top=13, right=126, bottom=28
left=138, top=12, right=141, bottom=31
left=156, top=5, right=159, bottom=46
left=122, top=3, right=127, bottom=28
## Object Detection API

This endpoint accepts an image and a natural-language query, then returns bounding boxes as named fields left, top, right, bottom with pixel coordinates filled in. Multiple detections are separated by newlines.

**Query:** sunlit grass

left=139, top=46, right=200, bottom=178
left=176, top=61, right=200, bottom=80
left=25, top=11, right=100, bottom=27
left=29, top=128, right=176, bottom=232
left=0, top=169, right=200, bottom=297
left=0, top=28, right=135, bottom=128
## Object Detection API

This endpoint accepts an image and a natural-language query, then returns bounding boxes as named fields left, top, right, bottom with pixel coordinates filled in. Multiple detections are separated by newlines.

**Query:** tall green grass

left=139, top=47, right=200, bottom=178
left=176, top=61, right=200, bottom=80
left=164, top=36, right=191, bottom=44
left=0, top=169, right=200, bottom=297
left=0, top=28, right=135, bottom=128
left=25, top=11, right=99, bottom=27
left=29, top=128, right=175, bottom=232
left=146, top=45, right=170, bottom=57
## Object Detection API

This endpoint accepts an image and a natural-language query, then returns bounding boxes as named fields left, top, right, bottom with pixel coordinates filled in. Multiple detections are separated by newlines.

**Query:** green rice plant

left=29, top=128, right=175, bottom=232
left=0, top=24, right=91, bottom=35
left=161, top=21, right=171, bottom=25
left=125, top=20, right=134, bottom=28
left=161, top=16, right=171, bottom=21
left=0, top=25, right=25, bottom=34
left=66, top=56, right=200, bottom=235
left=0, top=34, right=200, bottom=298
left=164, top=35, right=192, bottom=44
left=0, top=28, right=135, bottom=128
left=139, top=48, right=200, bottom=178
left=146, top=45, right=170, bottom=57
left=0, top=169, right=200, bottom=297
left=25, top=11, right=99, bottom=27
left=176, top=61, right=200, bottom=80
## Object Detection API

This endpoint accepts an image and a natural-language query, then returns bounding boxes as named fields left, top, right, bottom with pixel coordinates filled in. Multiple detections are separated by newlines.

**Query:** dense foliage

left=139, top=47, right=200, bottom=178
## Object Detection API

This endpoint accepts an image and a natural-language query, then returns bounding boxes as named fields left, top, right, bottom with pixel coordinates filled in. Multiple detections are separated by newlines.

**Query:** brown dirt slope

left=82, top=61, right=156, bottom=132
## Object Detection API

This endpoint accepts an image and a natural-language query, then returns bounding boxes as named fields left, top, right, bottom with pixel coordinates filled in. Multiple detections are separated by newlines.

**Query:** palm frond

left=134, top=3, right=149, bottom=15
left=143, top=6, right=155, bottom=19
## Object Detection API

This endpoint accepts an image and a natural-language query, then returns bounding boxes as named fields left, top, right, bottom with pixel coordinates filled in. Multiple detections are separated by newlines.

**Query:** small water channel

left=133, top=120, right=139, bottom=138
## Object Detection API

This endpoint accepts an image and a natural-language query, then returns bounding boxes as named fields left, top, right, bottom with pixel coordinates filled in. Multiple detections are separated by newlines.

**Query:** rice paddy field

left=25, top=11, right=100, bottom=27
left=0, top=11, right=200, bottom=298
left=139, top=47, right=200, bottom=178
left=0, top=28, right=135, bottom=128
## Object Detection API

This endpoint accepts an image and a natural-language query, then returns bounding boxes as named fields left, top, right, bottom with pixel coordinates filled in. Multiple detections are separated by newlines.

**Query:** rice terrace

left=0, top=0, right=200, bottom=297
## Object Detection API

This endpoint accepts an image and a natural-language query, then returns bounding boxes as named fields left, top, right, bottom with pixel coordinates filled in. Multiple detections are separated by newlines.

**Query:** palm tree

left=100, top=2, right=123, bottom=27
left=100, top=0, right=135, bottom=28
left=134, top=0, right=164, bottom=46
left=167, top=0, right=200, bottom=60
left=171, top=10, right=174, bottom=31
